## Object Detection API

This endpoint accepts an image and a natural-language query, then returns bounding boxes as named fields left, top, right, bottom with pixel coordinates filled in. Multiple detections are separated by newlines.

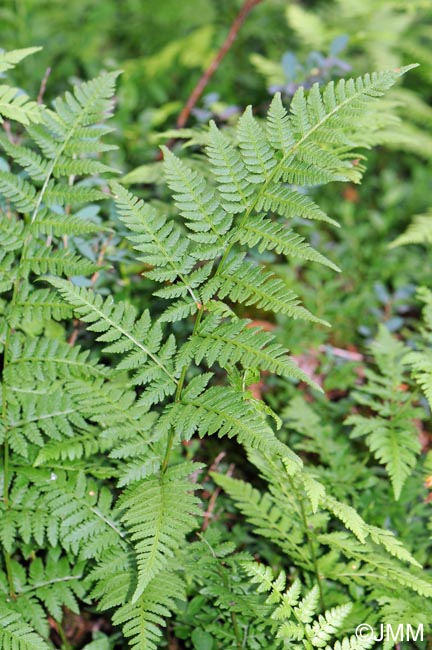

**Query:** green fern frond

left=46, top=278, right=178, bottom=401
left=0, top=170, right=37, bottom=212
left=0, top=134, right=49, bottom=181
left=20, top=549, right=85, bottom=621
left=0, top=47, right=42, bottom=73
left=111, top=182, right=198, bottom=299
left=0, top=608, right=49, bottom=650
left=0, top=85, right=43, bottom=126
left=318, top=532, right=432, bottom=598
left=346, top=326, right=421, bottom=499
left=157, top=383, right=301, bottom=463
left=12, top=285, right=73, bottom=324
left=254, top=184, right=338, bottom=226
left=162, top=146, right=231, bottom=248
left=209, top=253, right=328, bottom=324
left=0, top=48, right=43, bottom=125
left=177, top=313, right=313, bottom=384
left=212, top=473, right=309, bottom=567
left=206, top=121, right=254, bottom=213
left=403, top=288, right=432, bottom=408
left=3, top=384, right=92, bottom=459
left=119, top=462, right=201, bottom=601
left=42, top=471, right=125, bottom=558
left=6, top=337, right=105, bottom=381
left=390, top=210, right=432, bottom=247
left=43, top=182, right=104, bottom=207
left=29, top=210, right=110, bottom=237
left=242, top=561, right=354, bottom=648
left=324, top=496, right=368, bottom=544
left=22, top=243, right=96, bottom=276
left=112, top=569, right=186, bottom=650
left=234, top=215, right=340, bottom=270
left=237, top=106, right=277, bottom=181
left=330, top=636, right=375, bottom=650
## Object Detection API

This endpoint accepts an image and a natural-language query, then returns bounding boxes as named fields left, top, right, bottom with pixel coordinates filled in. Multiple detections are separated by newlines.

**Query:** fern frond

left=42, top=471, right=125, bottom=559
left=209, top=253, right=327, bottom=324
left=254, top=184, right=338, bottom=226
left=0, top=47, right=42, bottom=73
left=390, top=210, right=432, bottom=247
left=21, top=549, right=85, bottom=621
left=112, top=182, right=199, bottom=299
left=306, top=603, right=352, bottom=647
left=0, top=134, right=49, bottom=181
left=212, top=473, right=310, bottom=567
left=0, top=170, right=37, bottom=212
left=234, top=214, right=340, bottom=270
left=12, top=285, right=73, bottom=324
left=162, top=146, right=231, bottom=249
left=0, top=608, right=49, bottom=650
left=119, top=462, right=201, bottom=601
left=46, top=278, right=178, bottom=402
left=43, top=182, right=104, bottom=207
left=0, top=85, right=43, bottom=126
left=403, top=288, right=432, bottom=408
left=112, top=569, right=186, bottom=650
left=158, top=383, right=301, bottom=463
left=6, top=337, right=105, bottom=382
left=22, top=242, right=96, bottom=276
left=29, top=210, right=110, bottom=237
left=346, top=326, right=421, bottom=499
left=177, top=313, right=313, bottom=384
left=242, top=561, right=355, bottom=649
left=3, top=385, right=91, bottom=459
left=237, top=106, right=277, bottom=181
left=206, top=121, right=254, bottom=213
left=318, top=532, right=432, bottom=598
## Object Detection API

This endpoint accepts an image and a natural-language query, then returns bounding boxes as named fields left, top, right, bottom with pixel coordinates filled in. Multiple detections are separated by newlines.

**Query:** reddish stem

left=176, top=0, right=264, bottom=130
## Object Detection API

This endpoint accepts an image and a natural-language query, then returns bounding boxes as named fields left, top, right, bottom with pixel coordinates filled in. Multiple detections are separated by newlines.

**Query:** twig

left=37, top=67, right=51, bottom=104
left=160, top=0, right=264, bottom=158
left=202, top=459, right=234, bottom=531
left=177, top=0, right=263, bottom=129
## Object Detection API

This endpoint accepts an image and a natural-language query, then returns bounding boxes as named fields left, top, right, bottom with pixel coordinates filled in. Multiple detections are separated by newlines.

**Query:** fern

left=119, top=462, right=202, bottom=601
left=0, top=47, right=424, bottom=649
left=345, top=326, right=422, bottom=500
left=0, top=608, right=49, bottom=650
left=241, top=561, right=372, bottom=649
left=390, top=210, right=432, bottom=248
left=0, top=48, right=43, bottom=126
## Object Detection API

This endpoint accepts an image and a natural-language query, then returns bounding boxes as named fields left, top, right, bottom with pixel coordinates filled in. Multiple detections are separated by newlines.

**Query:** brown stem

left=201, top=458, right=234, bottom=531
left=177, top=0, right=264, bottom=129
left=158, top=0, right=264, bottom=159
left=37, top=67, right=51, bottom=104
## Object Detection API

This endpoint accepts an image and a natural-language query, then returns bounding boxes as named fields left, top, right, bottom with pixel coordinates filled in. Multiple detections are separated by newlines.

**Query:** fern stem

left=56, top=619, right=72, bottom=650
left=3, top=436, right=10, bottom=507
left=3, top=549, right=16, bottom=600
left=200, top=534, right=243, bottom=649
left=288, top=475, right=325, bottom=612
left=161, top=307, right=206, bottom=474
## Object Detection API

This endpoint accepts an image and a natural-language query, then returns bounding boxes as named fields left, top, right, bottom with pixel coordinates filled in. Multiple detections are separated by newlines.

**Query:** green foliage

left=391, top=209, right=432, bottom=248
left=346, top=326, right=422, bottom=499
left=0, top=42, right=430, bottom=650
left=251, top=0, right=432, bottom=160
